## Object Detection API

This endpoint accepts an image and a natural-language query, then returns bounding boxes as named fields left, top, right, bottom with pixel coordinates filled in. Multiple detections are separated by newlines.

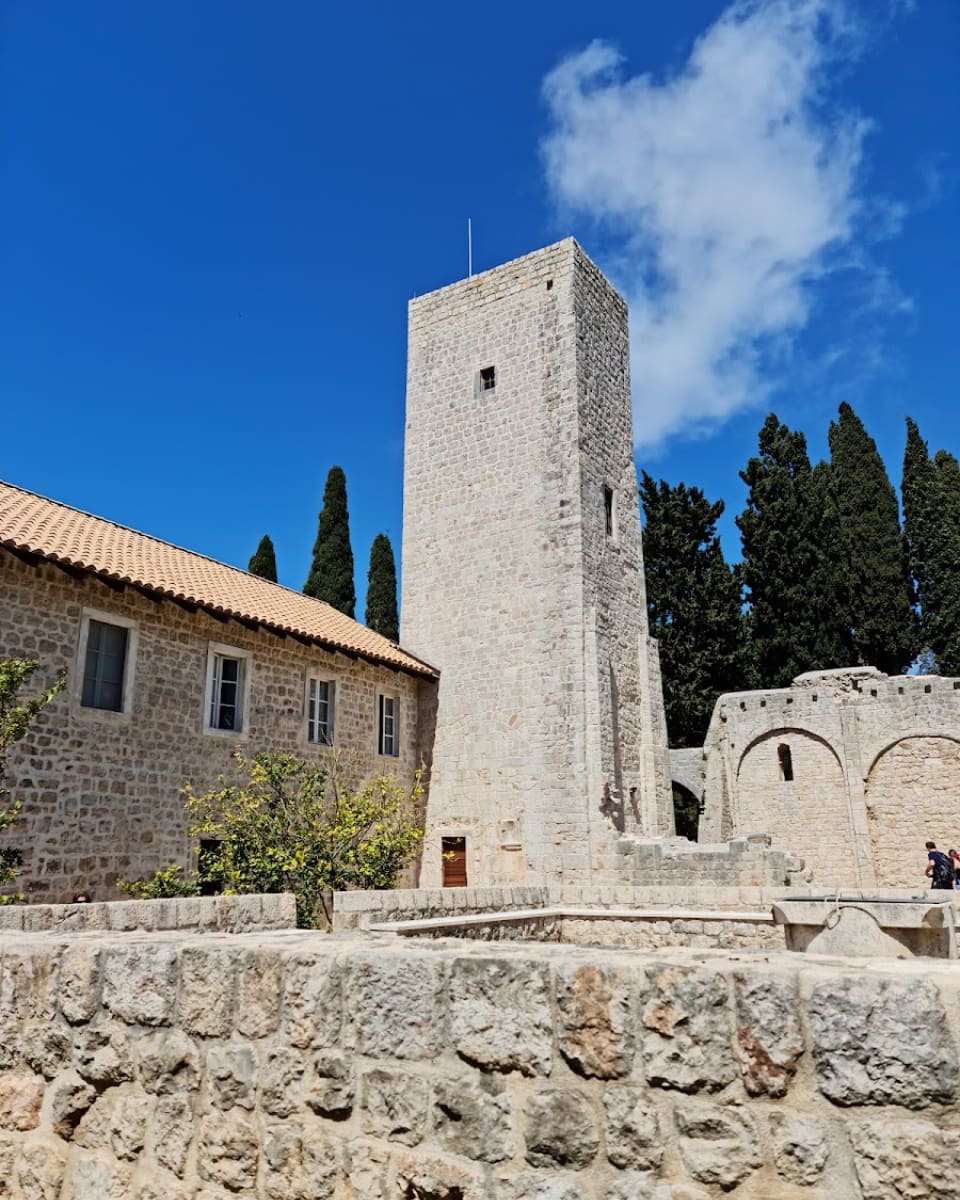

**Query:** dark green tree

left=827, top=403, right=915, bottom=673
left=303, top=466, right=356, bottom=617
left=737, top=414, right=849, bottom=688
left=365, top=533, right=400, bottom=642
left=640, top=474, right=746, bottom=747
left=903, top=420, right=960, bottom=673
left=248, top=535, right=278, bottom=582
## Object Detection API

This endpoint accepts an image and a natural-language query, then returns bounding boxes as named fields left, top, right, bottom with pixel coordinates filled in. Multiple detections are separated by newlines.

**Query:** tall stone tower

left=401, top=239, right=672, bottom=887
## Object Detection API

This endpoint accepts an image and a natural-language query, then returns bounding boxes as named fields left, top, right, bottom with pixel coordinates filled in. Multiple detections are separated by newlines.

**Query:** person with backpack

left=925, top=841, right=955, bottom=890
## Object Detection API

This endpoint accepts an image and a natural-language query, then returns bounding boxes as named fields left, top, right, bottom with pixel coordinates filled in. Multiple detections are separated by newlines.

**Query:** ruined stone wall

left=0, top=552, right=431, bottom=902
left=401, top=240, right=670, bottom=890
left=699, top=666, right=960, bottom=889
left=0, top=929, right=958, bottom=1198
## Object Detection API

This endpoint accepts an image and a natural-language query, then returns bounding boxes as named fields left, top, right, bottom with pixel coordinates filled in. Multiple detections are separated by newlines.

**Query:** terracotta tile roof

left=0, top=480, right=437, bottom=680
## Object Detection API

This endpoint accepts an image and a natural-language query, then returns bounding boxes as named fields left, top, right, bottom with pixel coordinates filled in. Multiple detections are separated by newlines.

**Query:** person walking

left=925, top=841, right=955, bottom=890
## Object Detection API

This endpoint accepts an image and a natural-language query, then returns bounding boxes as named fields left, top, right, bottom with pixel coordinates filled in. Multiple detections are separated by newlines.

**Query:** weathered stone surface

left=178, top=946, right=237, bottom=1037
left=109, top=1095, right=152, bottom=1161
left=0, top=1073, right=43, bottom=1132
left=348, top=953, right=445, bottom=1061
left=281, top=952, right=343, bottom=1049
left=674, top=1100, right=763, bottom=1190
left=262, top=1123, right=340, bottom=1200
left=524, top=1088, right=600, bottom=1169
left=59, top=945, right=101, bottom=1024
left=139, top=1028, right=200, bottom=1094
left=305, top=1051, right=353, bottom=1120
left=809, top=976, right=957, bottom=1107
left=103, top=944, right=177, bottom=1026
left=393, top=1148, right=487, bottom=1200
left=60, top=1151, right=130, bottom=1200
left=21, top=1020, right=71, bottom=1080
left=15, top=1138, right=66, bottom=1200
left=0, top=947, right=58, bottom=1021
left=260, top=1046, right=305, bottom=1118
left=133, top=1180, right=191, bottom=1200
left=641, top=967, right=735, bottom=1092
left=431, top=1074, right=513, bottom=1163
left=849, top=1118, right=960, bottom=1199
left=733, top=970, right=804, bottom=1097
left=344, top=1137, right=390, bottom=1200
left=148, top=1096, right=193, bottom=1177
left=601, top=1176, right=711, bottom=1200
left=207, top=1045, right=256, bottom=1111
left=50, top=1072, right=97, bottom=1140
left=602, top=1087, right=662, bottom=1171
left=73, top=1023, right=133, bottom=1085
left=496, top=1175, right=583, bottom=1200
left=198, top=1110, right=259, bottom=1191
left=236, top=948, right=281, bottom=1039
left=451, top=958, right=552, bottom=1076
left=555, top=963, right=635, bottom=1079
left=360, top=1067, right=428, bottom=1146
left=769, top=1112, right=830, bottom=1186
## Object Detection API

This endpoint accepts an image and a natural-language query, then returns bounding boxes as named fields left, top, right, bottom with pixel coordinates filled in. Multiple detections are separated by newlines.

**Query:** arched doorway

left=865, top=737, right=960, bottom=887
left=672, top=783, right=700, bottom=841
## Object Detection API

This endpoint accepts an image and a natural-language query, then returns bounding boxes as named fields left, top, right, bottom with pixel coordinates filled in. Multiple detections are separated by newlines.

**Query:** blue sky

left=2, top=1, right=957, bottom=619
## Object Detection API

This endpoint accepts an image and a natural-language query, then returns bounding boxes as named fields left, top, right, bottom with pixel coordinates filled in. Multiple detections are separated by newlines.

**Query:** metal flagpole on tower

left=468, top=218, right=473, bottom=279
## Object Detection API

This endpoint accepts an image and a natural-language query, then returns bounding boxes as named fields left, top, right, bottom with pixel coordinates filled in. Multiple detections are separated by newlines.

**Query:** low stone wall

left=333, top=885, right=550, bottom=930
left=0, top=929, right=958, bottom=1198
left=618, top=835, right=801, bottom=888
left=0, top=893, right=297, bottom=935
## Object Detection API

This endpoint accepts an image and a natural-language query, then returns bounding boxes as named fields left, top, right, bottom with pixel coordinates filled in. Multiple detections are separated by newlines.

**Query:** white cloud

left=541, top=0, right=894, bottom=451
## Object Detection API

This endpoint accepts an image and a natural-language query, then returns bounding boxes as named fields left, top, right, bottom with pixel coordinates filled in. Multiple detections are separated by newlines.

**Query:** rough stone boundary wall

left=0, top=894, right=297, bottom=936
left=1, top=930, right=958, bottom=1198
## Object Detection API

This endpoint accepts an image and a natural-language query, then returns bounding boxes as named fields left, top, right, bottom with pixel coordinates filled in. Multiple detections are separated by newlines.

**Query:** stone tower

left=401, top=239, right=672, bottom=887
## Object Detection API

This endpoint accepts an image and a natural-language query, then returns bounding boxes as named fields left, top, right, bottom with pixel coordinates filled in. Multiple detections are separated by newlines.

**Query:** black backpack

left=931, top=851, right=955, bottom=887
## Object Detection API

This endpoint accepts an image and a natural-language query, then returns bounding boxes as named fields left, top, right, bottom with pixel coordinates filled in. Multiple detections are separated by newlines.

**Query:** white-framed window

left=77, top=608, right=138, bottom=714
left=378, top=693, right=399, bottom=757
left=306, top=674, right=336, bottom=746
left=204, top=643, right=252, bottom=736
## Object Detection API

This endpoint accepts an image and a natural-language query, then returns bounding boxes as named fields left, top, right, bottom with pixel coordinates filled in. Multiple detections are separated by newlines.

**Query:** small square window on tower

left=479, top=366, right=496, bottom=392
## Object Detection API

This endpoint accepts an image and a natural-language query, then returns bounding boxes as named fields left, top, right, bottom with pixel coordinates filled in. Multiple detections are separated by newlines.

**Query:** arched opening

left=672, top=783, right=700, bottom=842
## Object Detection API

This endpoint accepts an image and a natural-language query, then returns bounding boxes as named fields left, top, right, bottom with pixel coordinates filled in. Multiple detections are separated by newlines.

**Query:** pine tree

left=737, top=414, right=849, bottom=688
left=903, top=420, right=960, bottom=673
left=640, top=474, right=746, bottom=747
left=248, top=535, right=278, bottom=583
left=827, top=403, right=915, bottom=674
left=303, top=466, right=356, bottom=617
left=365, top=534, right=400, bottom=642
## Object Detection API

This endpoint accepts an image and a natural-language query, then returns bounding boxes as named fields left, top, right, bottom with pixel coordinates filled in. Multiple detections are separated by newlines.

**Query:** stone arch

left=672, top=782, right=700, bottom=842
left=735, top=728, right=854, bottom=886
left=865, top=735, right=960, bottom=888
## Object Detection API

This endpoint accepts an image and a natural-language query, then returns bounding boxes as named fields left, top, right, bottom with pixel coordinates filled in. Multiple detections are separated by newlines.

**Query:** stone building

left=401, top=239, right=672, bottom=888
left=696, top=666, right=960, bottom=888
left=0, top=480, right=438, bottom=902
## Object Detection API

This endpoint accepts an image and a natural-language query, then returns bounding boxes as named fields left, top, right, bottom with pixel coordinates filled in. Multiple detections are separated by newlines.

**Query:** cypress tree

left=248, top=535, right=278, bottom=583
left=903, top=420, right=960, bottom=673
left=737, top=414, right=849, bottom=688
left=640, top=473, right=746, bottom=747
left=827, top=403, right=915, bottom=674
left=365, top=533, right=400, bottom=642
left=303, top=466, right=356, bottom=617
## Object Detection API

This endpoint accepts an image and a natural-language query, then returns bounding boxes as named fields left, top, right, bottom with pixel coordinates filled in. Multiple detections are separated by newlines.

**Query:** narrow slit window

left=603, top=486, right=615, bottom=538
left=777, top=743, right=794, bottom=783
left=479, top=366, right=496, bottom=392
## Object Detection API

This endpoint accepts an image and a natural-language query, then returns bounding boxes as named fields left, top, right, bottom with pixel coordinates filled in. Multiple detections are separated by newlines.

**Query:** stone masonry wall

left=0, top=551, right=431, bottom=902
left=699, top=667, right=960, bottom=889
left=0, top=929, right=958, bottom=1198
left=401, top=239, right=670, bottom=890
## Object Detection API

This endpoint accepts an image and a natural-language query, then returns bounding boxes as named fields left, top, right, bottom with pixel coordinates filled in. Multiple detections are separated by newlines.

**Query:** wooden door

left=442, top=837, right=467, bottom=887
